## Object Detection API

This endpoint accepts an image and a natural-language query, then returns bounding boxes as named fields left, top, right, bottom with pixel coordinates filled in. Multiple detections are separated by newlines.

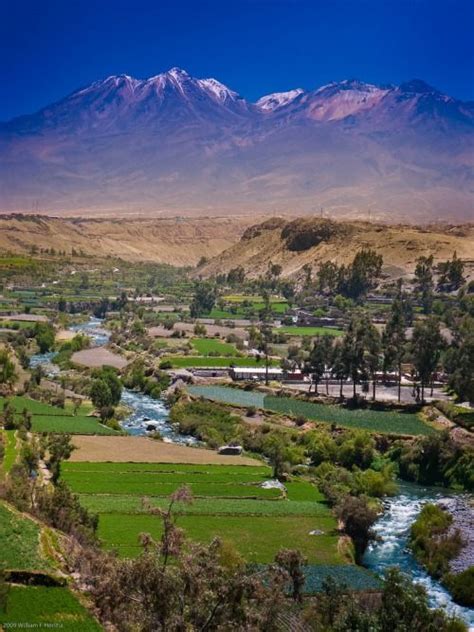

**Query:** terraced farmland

left=0, top=396, right=118, bottom=435
left=31, top=414, right=118, bottom=435
left=0, top=586, right=102, bottom=631
left=63, top=461, right=341, bottom=564
left=0, top=502, right=52, bottom=571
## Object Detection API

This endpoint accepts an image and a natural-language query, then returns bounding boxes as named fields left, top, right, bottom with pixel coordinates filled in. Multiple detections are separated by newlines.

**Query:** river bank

left=364, top=481, right=474, bottom=627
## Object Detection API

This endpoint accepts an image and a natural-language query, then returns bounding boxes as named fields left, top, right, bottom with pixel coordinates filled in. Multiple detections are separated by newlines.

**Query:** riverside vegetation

left=0, top=243, right=473, bottom=630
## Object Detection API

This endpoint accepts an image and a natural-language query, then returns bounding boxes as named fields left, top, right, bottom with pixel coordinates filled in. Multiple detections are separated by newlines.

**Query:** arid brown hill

left=0, top=214, right=255, bottom=266
left=196, top=218, right=474, bottom=279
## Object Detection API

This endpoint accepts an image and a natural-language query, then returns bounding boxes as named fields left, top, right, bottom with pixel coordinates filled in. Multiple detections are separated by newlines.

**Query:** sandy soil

left=70, top=435, right=262, bottom=466
left=71, top=348, right=128, bottom=369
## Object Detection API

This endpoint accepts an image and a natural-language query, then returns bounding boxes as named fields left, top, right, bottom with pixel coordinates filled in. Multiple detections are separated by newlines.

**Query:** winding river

left=31, top=317, right=473, bottom=626
left=31, top=317, right=183, bottom=440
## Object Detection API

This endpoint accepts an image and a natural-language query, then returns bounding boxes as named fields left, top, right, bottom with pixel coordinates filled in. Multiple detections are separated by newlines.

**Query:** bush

left=410, top=504, right=464, bottom=579
left=444, top=567, right=474, bottom=607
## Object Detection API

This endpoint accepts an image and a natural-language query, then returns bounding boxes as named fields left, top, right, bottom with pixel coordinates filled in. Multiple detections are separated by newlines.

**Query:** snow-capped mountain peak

left=256, top=89, right=305, bottom=111
left=197, top=77, right=240, bottom=102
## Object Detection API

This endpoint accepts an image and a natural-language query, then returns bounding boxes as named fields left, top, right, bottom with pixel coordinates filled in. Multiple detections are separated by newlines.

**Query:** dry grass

left=70, top=435, right=262, bottom=466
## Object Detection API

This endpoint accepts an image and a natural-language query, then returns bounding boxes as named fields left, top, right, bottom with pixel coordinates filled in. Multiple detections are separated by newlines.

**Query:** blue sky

left=1, top=0, right=473, bottom=120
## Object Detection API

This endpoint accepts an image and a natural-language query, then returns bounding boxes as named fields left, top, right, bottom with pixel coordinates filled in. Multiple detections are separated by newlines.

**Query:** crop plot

left=0, top=396, right=118, bottom=435
left=62, top=461, right=341, bottom=564
left=0, top=586, right=102, bottom=631
left=187, top=386, right=434, bottom=436
left=191, top=338, right=237, bottom=356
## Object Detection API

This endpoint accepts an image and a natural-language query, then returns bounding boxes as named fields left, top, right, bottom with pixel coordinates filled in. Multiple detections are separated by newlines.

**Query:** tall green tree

left=0, top=349, right=17, bottom=389
left=258, top=291, right=273, bottom=386
left=90, top=367, right=122, bottom=419
left=443, top=315, right=474, bottom=404
left=364, top=322, right=382, bottom=401
left=34, top=323, right=55, bottom=353
left=410, top=318, right=444, bottom=402
left=383, top=286, right=408, bottom=402
left=341, top=316, right=367, bottom=399
left=305, top=336, right=333, bottom=394
left=414, top=255, right=434, bottom=314
left=189, top=281, right=216, bottom=318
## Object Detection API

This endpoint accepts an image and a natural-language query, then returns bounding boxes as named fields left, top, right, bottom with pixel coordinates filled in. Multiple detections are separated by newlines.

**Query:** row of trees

left=287, top=287, right=449, bottom=402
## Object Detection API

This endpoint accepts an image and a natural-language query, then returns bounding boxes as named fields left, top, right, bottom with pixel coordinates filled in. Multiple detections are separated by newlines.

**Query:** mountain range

left=0, top=68, right=473, bottom=220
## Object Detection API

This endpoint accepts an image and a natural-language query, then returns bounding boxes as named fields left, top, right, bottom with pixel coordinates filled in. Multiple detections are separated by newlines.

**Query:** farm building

left=231, top=367, right=284, bottom=381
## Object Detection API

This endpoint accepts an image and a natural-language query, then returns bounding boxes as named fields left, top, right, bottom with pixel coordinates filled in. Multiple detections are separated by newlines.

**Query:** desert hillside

left=0, top=214, right=254, bottom=265
left=196, top=217, right=474, bottom=279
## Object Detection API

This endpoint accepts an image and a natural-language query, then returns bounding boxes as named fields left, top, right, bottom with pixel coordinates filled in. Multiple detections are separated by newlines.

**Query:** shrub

left=444, top=567, right=474, bottom=607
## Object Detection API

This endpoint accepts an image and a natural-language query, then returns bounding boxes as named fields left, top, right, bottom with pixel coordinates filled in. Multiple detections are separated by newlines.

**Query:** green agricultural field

left=276, top=326, right=344, bottom=337
left=162, top=356, right=279, bottom=368
left=188, top=385, right=266, bottom=408
left=31, top=415, right=118, bottom=435
left=0, top=320, right=35, bottom=330
left=63, top=462, right=271, bottom=475
left=204, top=309, right=241, bottom=319
left=186, top=385, right=433, bottom=436
left=264, top=396, right=434, bottom=436
left=62, top=458, right=275, bottom=499
left=78, top=495, right=330, bottom=516
left=62, top=476, right=280, bottom=498
left=285, top=481, right=326, bottom=502
left=65, top=461, right=339, bottom=564
left=191, top=338, right=237, bottom=356
left=0, top=396, right=67, bottom=416
left=0, top=502, right=51, bottom=571
left=0, top=586, right=102, bottom=631
left=98, top=513, right=341, bottom=563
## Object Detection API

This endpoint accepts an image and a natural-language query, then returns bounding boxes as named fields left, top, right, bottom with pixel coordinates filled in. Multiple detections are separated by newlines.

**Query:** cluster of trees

left=316, top=249, right=383, bottom=300
left=288, top=281, right=473, bottom=404
left=122, top=358, right=170, bottom=399
left=392, top=432, right=473, bottom=491
left=1, top=431, right=98, bottom=544
left=189, top=281, right=217, bottom=317
left=414, top=253, right=465, bottom=312
left=89, top=366, right=122, bottom=420
left=295, top=309, right=444, bottom=403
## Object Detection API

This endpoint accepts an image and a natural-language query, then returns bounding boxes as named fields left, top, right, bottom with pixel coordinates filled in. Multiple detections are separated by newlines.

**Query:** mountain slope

left=0, top=214, right=255, bottom=265
left=0, top=69, right=473, bottom=220
left=196, top=217, right=474, bottom=279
